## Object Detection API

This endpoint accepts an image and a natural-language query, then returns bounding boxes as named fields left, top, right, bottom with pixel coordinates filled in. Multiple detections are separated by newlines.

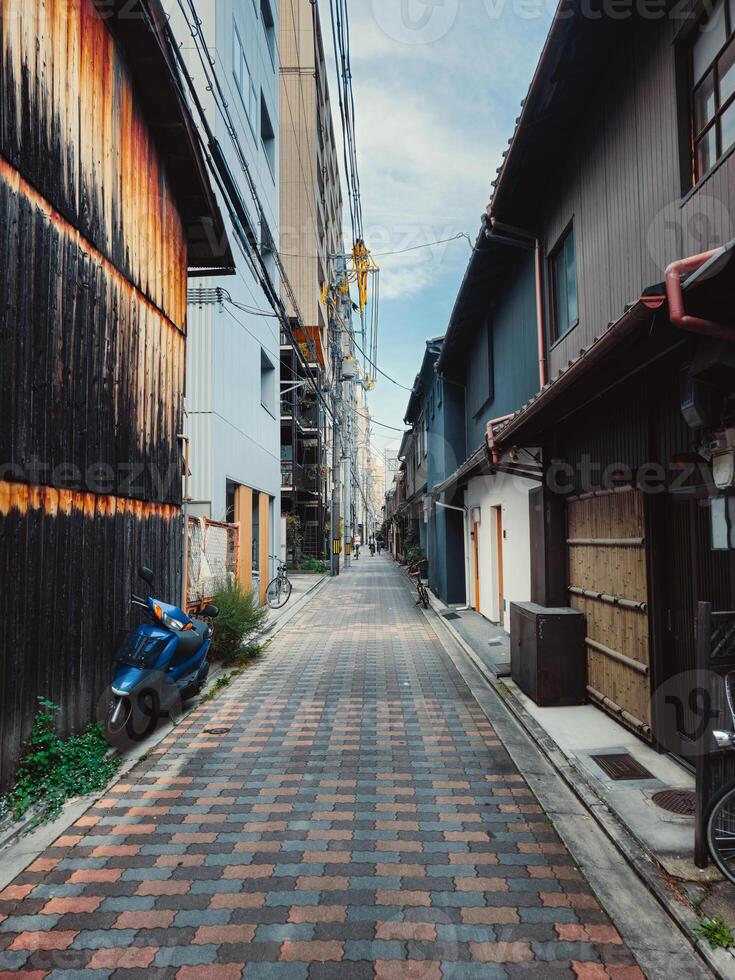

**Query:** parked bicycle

left=707, top=671, right=735, bottom=883
left=408, top=557, right=430, bottom=610
left=266, top=558, right=292, bottom=609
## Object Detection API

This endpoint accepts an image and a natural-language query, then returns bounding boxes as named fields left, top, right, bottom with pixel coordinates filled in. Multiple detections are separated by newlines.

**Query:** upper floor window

left=260, top=348, right=276, bottom=416
left=690, top=0, right=735, bottom=183
left=549, top=225, right=578, bottom=342
left=260, top=94, right=276, bottom=177
left=233, top=25, right=257, bottom=132
left=261, top=0, right=276, bottom=67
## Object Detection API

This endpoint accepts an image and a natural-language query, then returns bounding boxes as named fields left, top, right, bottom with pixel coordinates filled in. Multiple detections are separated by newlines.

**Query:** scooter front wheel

left=105, top=696, right=131, bottom=740
left=104, top=690, right=159, bottom=749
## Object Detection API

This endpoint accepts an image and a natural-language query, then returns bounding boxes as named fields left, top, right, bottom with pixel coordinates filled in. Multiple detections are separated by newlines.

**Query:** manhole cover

left=591, top=753, right=654, bottom=781
left=652, top=790, right=696, bottom=816
left=203, top=727, right=230, bottom=736
left=442, top=612, right=460, bottom=621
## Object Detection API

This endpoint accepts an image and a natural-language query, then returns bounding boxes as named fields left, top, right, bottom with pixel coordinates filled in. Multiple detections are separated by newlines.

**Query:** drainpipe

left=486, top=414, right=515, bottom=465
left=486, top=213, right=548, bottom=389
left=436, top=499, right=471, bottom=609
left=665, top=248, right=734, bottom=343
left=177, top=434, right=190, bottom=610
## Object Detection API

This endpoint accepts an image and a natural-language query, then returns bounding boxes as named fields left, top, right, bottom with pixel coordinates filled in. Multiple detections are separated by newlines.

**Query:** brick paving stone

left=0, top=560, right=646, bottom=977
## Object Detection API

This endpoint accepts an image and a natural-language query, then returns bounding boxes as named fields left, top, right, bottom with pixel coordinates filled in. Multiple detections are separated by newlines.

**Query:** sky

left=319, top=0, right=555, bottom=475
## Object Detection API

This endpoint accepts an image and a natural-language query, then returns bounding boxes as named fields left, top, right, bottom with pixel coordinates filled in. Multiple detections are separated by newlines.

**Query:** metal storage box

left=510, top=602, right=587, bottom=707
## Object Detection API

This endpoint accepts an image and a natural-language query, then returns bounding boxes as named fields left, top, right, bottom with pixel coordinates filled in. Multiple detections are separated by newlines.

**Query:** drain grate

left=591, top=753, right=654, bottom=781
left=203, top=727, right=230, bottom=736
left=652, top=790, right=696, bottom=816
left=442, top=612, right=461, bottom=621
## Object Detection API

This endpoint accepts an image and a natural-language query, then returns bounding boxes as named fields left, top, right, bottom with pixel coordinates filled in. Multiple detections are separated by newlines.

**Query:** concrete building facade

left=171, top=0, right=282, bottom=602
left=279, top=0, right=344, bottom=561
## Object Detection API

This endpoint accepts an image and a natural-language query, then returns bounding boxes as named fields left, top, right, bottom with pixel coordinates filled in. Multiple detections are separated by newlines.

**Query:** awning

left=495, top=242, right=735, bottom=450
left=493, top=298, right=660, bottom=449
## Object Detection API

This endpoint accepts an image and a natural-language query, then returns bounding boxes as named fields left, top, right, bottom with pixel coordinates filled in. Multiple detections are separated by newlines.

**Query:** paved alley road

left=0, top=558, right=647, bottom=979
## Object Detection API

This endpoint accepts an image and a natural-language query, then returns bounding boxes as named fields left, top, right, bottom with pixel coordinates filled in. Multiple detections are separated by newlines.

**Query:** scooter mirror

left=139, top=566, right=154, bottom=585
left=203, top=603, right=219, bottom=619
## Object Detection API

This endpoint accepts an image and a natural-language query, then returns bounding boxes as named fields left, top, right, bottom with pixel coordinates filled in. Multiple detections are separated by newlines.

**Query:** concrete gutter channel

left=409, top=574, right=732, bottom=979
left=0, top=573, right=330, bottom=890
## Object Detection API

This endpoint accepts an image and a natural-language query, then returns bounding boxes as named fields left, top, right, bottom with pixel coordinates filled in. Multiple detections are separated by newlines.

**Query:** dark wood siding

left=0, top=1, right=188, bottom=789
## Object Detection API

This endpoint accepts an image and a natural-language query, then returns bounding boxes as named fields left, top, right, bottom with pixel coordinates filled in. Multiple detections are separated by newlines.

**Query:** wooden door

left=567, top=488, right=652, bottom=739
left=495, top=506, right=504, bottom=622
left=472, top=522, right=481, bottom=613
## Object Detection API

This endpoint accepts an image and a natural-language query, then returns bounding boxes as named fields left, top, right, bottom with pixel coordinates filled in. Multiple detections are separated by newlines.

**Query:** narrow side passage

left=0, top=557, right=647, bottom=978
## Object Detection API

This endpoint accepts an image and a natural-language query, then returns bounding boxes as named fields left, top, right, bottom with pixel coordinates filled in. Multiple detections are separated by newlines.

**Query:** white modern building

left=170, top=0, right=282, bottom=603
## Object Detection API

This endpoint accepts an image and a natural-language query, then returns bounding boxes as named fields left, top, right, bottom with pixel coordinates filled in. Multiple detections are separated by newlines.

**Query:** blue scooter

left=104, top=566, right=219, bottom=745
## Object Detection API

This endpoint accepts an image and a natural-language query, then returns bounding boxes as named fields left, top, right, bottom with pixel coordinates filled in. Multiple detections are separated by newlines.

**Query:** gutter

left=666, top=245, right=735, bottom=343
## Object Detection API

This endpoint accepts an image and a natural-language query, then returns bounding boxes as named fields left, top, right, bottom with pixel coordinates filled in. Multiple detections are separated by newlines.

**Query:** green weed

left=1, top=698, right=119, bottom=824
left=694, top=915, right=735, bottom=950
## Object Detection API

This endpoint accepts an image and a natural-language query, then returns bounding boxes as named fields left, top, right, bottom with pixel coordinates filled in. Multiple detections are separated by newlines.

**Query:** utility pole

left=329, top=286, right=342, bottom=577
left=335, top=254, right=353, bottom=570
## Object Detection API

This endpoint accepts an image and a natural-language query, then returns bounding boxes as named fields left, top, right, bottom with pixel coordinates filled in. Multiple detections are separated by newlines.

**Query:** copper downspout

left=488, top=214, right=548, bottom=389
left=486, top=414, right=515, bottom=465
left=665, top=248, right=734, bottom=343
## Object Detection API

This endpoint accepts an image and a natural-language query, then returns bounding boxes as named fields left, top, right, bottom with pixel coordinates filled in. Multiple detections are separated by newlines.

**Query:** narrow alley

left=0, top=559, right=694, bottom=979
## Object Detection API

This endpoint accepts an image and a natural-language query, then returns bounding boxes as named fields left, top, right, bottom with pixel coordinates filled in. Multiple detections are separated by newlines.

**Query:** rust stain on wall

left=0, top=0, right=192, bottom=790
left=0, top=481, right=181, bottom=520
left=1, top=0, right=187, bottom=329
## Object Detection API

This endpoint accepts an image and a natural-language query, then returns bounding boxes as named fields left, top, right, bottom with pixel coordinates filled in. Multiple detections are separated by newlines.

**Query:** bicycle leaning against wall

left=407, top=557, right=430, bottom=610
left=706, top=671, right=735, bottom=884
left=266, top=558, right=293, bottom=609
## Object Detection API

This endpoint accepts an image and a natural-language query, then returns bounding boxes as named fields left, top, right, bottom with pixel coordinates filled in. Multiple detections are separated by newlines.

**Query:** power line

left=375, top=233, right=472, bottom=257
left=167, top=0, right=337, bottom=429
left=355, top=409, right=406, bottom=433
left=350, top=332, right=414, bottom=392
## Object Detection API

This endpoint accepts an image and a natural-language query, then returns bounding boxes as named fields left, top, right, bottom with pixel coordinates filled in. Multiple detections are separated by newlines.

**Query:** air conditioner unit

left=709, top=429, right=735, bottom=490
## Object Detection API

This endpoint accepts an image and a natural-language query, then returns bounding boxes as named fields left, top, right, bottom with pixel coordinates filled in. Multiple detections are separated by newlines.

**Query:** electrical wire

left=167, top=0, right=337, bottom=428
left=375, top=233, right=472, bottom=257
left=349, top=332, right=413, bottom=392
left=354, top=409, right=406, bottom=433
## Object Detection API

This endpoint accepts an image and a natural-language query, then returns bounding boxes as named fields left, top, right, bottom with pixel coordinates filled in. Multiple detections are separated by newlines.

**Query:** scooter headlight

left=152, top=603, right=187, bottom=632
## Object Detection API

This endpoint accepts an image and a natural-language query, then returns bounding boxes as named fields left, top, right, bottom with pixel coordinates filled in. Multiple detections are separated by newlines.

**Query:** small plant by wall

left=0, top=698, right=120, bottom=824
left=210, top=579, right=268, bottom=662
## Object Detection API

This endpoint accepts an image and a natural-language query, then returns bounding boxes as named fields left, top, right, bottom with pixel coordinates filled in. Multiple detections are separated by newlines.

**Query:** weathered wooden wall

left=0, top=0, right=187, bottom=789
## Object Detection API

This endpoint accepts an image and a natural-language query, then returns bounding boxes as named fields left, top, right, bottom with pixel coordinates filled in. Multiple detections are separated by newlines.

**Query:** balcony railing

left=281, top=461, right=304, bottom=490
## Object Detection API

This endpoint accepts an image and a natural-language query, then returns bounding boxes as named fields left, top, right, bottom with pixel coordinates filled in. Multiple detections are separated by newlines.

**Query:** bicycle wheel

left=266, top=576, right=292, bottom=609
left=706, top=784, right=735, bottom=884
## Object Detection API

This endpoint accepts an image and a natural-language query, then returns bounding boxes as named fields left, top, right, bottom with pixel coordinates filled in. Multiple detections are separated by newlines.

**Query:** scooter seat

left=176, top=619, right=209, bottom=657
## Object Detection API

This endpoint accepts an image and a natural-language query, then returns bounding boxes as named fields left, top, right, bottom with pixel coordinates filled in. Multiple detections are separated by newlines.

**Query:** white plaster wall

left=464, top=473, right=534, bottom=632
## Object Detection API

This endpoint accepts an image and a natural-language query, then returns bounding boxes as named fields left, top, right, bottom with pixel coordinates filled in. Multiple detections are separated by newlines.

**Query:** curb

left=421, top=583, right=733, bottom=979
left=0, top=573, right=332, bottom=889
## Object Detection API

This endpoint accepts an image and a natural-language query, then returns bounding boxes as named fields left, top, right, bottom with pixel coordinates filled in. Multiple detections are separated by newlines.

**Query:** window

left=261, top=216, right=276, bottom=277
left=261, top=93, right=276, bottom=177
left=233, top=25, right=257, bottom=130
left=690, top=0, right=735, bottom=182
left=549, top=225, right=578, bottom=342
left=260, top=348, right=275, bottom=415
left=260, top=0, right=276, bottom=66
